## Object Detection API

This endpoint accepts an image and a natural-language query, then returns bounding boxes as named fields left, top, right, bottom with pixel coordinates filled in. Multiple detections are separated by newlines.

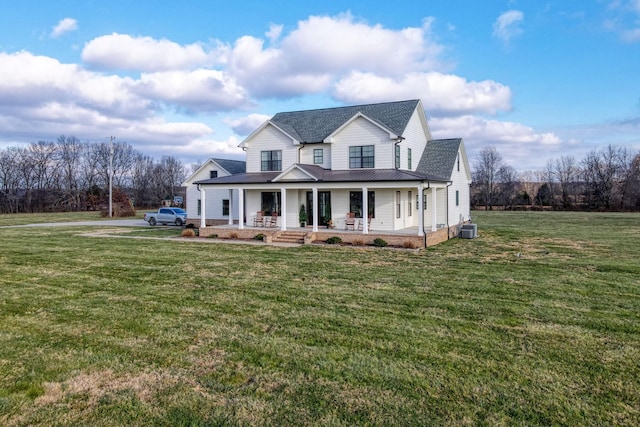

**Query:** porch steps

left=272, top=230, right=307, bottom=244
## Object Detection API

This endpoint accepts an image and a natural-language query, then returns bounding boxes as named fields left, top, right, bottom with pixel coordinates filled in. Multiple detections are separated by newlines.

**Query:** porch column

left=418, top=184, right=424, bottom=236
left=228, top=189, right=233, bottom=225
left=431, top=187, right=437, bottom=232
left=312, top=187, right=318, bottom=232
left=281, top=187, right=287, bottom=231
left=238, top=188, right=244, bottom=230
left=362, top=186, right=369, bottom=234
left=200, top=187, right=206, bottom=228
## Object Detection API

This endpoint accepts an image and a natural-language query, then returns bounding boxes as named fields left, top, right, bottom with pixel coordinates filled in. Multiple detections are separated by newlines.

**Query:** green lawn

left=0, top=211, right=638, bottom=426
left=0, top=211, right=135, bottom=226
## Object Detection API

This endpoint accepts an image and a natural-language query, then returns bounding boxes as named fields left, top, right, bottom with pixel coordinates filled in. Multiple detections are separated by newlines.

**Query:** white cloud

left=224, top=13, right=446, bottom=98
left=280, top=13, right=444, bottom=75
left=0, top=51, right=213, bottom=152
left=603, top=1, right=640, bottom=42
left=51, top=18, right=78, bottom=38
left=431, top=115, right=564, bottom=169
left=492, top=10, right=524, bottom=45
left=82, top=33, right=215, bottom=71
left=333, top=71, right=512, bottom=116
left=266, top=24, right=283, bottom=42
left=0, top=51, right=149, bottom=119
left=226, top=113, right=271, bottom=135
left=135, top=69, right=252, bottom=112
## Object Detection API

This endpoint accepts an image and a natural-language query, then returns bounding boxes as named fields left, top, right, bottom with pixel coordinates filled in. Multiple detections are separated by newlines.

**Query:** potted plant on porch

left=299, top=204, right=307, bottom=227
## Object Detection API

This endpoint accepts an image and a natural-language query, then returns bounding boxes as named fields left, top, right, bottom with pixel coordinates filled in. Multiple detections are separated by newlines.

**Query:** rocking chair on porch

left=253, top=211, right=264, bottom=227
left=345, top=212, right=355, bottom=230
left=357, top=215, right=372, bottom=231
left=268, top=212, right=278, bottom=228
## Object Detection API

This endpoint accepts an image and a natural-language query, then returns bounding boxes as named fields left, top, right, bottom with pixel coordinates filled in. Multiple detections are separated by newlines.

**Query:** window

left=419, top=194, right=427, bottom=210
left=261, top=192, right=281, bottom=215
left=456, top=190, right=459, bottom=206
left=210, top=170, right=218, bottom=179
left=408, top=191, right=412, bottom=216
left=197, top=199, right=201, bottom=216
left=396, top=191, right=401, bottom=218
left=313, top=148, right=323, bottom=164
left=349, top=145, right=374, bottom=168
left=457, top=154, right=460, bottom=172
left=261, top=150, right=282, bottom=171
left=395, top=145, right=401, bottom=169
left=408, top=148, right=412, bottom=170
left=349, top=191, right=375, bottom=218
left=222, top=199, right=230, bottom=216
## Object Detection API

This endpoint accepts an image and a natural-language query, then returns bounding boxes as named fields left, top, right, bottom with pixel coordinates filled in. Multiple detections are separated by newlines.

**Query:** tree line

left=472, top=144, right=640, bottom=211
left=0, top=136, right=187, bottom=214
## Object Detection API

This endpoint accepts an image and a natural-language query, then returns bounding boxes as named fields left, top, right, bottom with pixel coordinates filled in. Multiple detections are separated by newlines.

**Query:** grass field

left=0, top=211, right=638, bottom=426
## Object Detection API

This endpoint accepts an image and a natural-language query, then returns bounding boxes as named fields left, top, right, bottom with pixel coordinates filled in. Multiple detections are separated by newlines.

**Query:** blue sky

left=1, top=0, right=639, bottom=171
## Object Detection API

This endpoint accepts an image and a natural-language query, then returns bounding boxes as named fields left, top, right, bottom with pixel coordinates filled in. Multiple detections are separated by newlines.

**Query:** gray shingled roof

left=416, top=139, right=462, bottom=180
left=270, top=99, right=420, bottom=143
left=213, top=158, right=246, bottom=175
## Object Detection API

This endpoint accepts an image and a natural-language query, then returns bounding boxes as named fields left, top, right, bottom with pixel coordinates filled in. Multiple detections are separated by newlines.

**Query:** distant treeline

left=0, top=135, right=187, bottom=214
left=472, top=144, right=640, bottom=211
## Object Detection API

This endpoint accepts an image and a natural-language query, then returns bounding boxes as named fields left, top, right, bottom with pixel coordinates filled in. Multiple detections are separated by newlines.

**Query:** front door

left=306, top=191, right=331, bottom=226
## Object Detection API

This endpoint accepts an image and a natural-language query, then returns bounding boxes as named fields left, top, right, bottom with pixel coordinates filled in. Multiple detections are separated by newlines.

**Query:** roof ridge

left=272, top=99, right=419, bottom=116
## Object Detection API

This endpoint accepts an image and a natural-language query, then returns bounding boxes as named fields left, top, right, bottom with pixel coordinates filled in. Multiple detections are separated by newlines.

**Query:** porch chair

left=268, top=212, right=278, bottom=228
left=357, top=215, right=372, bottom=231
left=345, top=212, right=355, bottom=230
left=253, top=211, right=264, bottom=227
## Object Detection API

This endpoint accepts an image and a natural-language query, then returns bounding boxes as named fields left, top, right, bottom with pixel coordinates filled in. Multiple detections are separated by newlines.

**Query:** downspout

left=297, top=145, right=303, bottom=163
left=196, top=183, right=202, bottom=227
left=445, top=180, right=453, bottom=240
left=423, top=180, right=430, bottom=248
left=393, top=136, right=404, bottom=168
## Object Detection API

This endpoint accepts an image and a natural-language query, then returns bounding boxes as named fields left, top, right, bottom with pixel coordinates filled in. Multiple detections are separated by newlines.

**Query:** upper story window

left=313, top=148, right=323, bottom=165
left=349, top=145, right=374, bottom=169
left=457, top=154, right=460, bottom=172
left=408, top=148, right=412, bottom=170
left=210, top=170, right=218, bottom=179
left=395, top=145, right=401, bottom=169
left=261, top=150, right=282, bottom=171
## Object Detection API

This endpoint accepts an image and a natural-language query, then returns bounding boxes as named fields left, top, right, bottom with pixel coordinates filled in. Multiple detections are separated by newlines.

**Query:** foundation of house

left=190, top=221, right=465, bottom=248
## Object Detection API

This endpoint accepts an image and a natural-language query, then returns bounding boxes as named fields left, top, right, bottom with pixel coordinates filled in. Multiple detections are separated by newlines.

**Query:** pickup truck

left=143, top=207, right=187, bottom=226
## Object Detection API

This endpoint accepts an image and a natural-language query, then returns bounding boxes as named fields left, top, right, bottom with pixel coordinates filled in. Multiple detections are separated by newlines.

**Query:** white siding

left=447, top=151, right=472, bottom=225
left=300, top=143, right=331, bottom=168
left=245, top=125, right=298, bottom=173
left=183, top=160, right=239, bottom=220
left=400, top=109, right=430, bottom=171
left=330, top=117, right=394, bottom=170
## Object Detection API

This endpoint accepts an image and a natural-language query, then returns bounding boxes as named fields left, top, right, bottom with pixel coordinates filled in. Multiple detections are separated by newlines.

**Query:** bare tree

left=473, top=146, right=504, bottom=210
left=581, top=145, right=624, bottom=210
left=554, top=155, right=579, bottom=209
left=131, top=154, right=156, bottom=208
left=624, top=153, right=640, bottom=210
left=0, top=148, right=23, bottom=213
left=56, top=135, right=84, bottom=211
left=496, top=165, right=519, bottom=209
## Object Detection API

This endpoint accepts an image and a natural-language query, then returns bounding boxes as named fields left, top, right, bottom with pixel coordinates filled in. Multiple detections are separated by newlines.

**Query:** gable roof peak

left=269, top=99, right=421, bottom=143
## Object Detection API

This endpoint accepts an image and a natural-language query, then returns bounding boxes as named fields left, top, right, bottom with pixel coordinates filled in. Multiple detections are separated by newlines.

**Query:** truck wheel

left=175, top=218, right=184, bottom=226
left=149, top=217, right=157, bottom=226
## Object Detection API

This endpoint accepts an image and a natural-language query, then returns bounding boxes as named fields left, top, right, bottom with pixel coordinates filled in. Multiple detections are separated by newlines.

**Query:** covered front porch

left=197, top=181, right=450, bottom=238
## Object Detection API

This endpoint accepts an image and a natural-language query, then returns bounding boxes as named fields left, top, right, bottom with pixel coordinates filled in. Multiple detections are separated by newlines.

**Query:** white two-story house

left=188, top=99, right=471, bottom=237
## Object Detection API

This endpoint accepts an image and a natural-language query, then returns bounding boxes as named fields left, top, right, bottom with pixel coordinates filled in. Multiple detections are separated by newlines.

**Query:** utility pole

left=107, top=136, right=115, bottom=217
